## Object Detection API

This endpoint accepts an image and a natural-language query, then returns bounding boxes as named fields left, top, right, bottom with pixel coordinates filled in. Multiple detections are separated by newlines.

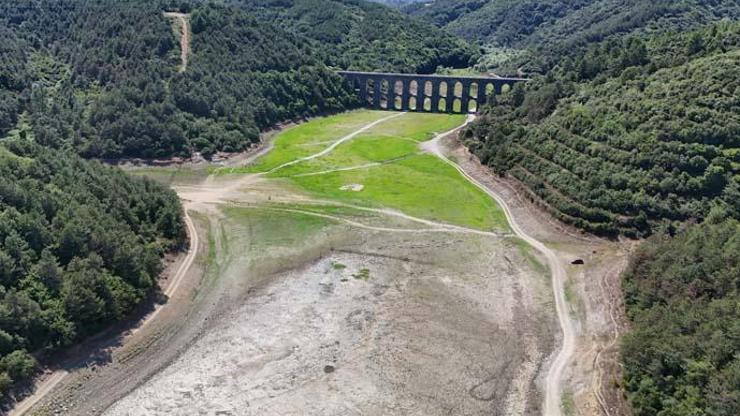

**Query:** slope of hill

left=407, top=0, right=740, bottom=73
left=407, top=0, right=740, bottom=45
left=367, top=0, right=425, bottom=8
left=621, top=209, right=739, bottom=416
left=0, top=0, right=473, bottom=159
left=232, top=0, right=476, bottom=73
left=0, top=140, right=184, bottom=398
left=464, top=22, right=740, bottom=237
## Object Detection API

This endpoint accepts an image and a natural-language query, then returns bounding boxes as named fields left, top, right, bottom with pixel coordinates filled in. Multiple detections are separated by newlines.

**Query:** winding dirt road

left=425, top=116, right=574, bottom=416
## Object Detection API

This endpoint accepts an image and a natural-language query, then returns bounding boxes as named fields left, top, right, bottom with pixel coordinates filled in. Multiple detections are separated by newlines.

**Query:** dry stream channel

left=18, top=110, right=629, bottom=416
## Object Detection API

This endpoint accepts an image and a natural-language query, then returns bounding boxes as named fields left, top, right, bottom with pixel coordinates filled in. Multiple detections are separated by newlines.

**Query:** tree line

left=621, top=208, right=739, bottom=416
left=0, top=140, right=184, bottom=398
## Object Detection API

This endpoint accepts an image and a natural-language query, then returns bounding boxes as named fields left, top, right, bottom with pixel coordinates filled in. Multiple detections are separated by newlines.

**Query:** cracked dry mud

left=106, top=225, right=555, bottom=416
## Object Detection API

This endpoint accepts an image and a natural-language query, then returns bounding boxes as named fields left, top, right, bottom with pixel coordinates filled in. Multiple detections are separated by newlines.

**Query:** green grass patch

left=563, top=276, right=585, bottom=320
left=332, top=262, right=347, bottom=270
left=288, top=154, right=508, bottom=231
left=271, top=134, right=419, bottom=177
left=228, top=110, right=390, bottom=174
left=222, top=206, right=331, bottom=246
left=352, top=268, right=370, bottom=281
left=234, top=110, right=508, bottom=231
left=127, top=166, right=209, bottom=186
left=362, top=112, right=465, bottom=142
left=562, top=390, right=576, bottom=416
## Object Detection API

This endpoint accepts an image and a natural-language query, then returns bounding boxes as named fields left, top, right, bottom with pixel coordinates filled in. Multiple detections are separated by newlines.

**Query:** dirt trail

left=8, top=210, right=199, bottom=416
left=267, top=112, right=404, bottom=173
left=163, top=12, right=190, bottom=72
left=425, top=115, right=574, bottom=416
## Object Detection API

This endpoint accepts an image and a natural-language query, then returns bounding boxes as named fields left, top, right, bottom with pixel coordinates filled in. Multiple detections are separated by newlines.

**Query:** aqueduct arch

left=340, top=71, right=527, bottom=114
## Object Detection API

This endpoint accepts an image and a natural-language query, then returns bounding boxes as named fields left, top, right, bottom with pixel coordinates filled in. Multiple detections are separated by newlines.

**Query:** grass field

left=235, top=110, right=509, bottom=231
left=243, top=110, right=391, bottom=173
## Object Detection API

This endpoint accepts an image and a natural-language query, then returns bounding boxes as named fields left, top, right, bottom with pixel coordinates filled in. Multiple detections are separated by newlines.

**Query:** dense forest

left=406, top=0, right=740, bottom=54
left=463, top=21, right=740, bottom=236
left=621, top=208, right=739, bottom=416
left=0, top=0, right=472, bottom=159
left=232, top=0, right=477, bottom=73
left=0, top=140, right=184, bottom=397
left=405, top=0, right=740, bottom=76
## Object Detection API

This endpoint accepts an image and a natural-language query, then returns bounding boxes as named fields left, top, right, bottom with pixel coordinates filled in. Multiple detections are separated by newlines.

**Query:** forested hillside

left=464, top=22, right=740, bottom=236
left=0, top=0, right=472, bottom=159
left=407, top=0, right=740, bottom=74
left=0, top=140, right=184, bottom=397
left=621, top=209, right=739, bottom=416
left=231, top=0, right=476, bottom=73
left=369, top=0, right=422, bottom=7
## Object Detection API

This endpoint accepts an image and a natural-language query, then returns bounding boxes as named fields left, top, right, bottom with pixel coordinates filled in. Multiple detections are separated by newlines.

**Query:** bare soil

left=441, top=134, right=632, bottom=416
left=106, top=228, right=556, bottom=416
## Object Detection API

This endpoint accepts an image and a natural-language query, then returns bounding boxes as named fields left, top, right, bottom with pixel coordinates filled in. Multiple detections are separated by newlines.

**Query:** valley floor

left=17, top=110, right=629, bottom=416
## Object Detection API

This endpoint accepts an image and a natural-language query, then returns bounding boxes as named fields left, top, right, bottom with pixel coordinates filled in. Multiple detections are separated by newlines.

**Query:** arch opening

left=409, top=80, right=419, bottom=96
left=394, top=96, right=403, bottom=110
left=439, top=81, right=448, bottom=98
left=423, top=97, right=432, bottom=112
left=468, top=100, right=477, bottom=113
left=394, top=80, right=404, bottom=97
left=409, top=96, right=417, bottom=111
left=424, top=81, right=433, bottom=97
left=380, top=79, right=391, bottom=109
left=454, top=81, right=463, bottom=98
left=438, top=98, right=447, bottom=112
left=452, top=98, right=462, bottom=113
left=485, top=83, right=495, bottom=103
left=453, top=98, right=462, bottom=113
left=470, top=82, right=479, bottom=99
left=501, top=83, right=512, bottom=94
left=365, top=79, right=375, bottom=105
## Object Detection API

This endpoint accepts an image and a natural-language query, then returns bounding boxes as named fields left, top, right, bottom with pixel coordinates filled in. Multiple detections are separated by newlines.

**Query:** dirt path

left=8, top=210, right=200, bottom=416
left=130, top=208, right=198, bottom=336
left=267, top=112, right=404, bottom=173
left=234, top=203, right=510, bottom=238
left=425, top=116, right=574, bottom=416
left=163, top=12, right=190, bottom=72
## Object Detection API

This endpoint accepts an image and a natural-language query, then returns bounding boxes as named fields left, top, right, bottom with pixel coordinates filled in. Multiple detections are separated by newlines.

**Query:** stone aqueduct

left=338, top=71, right=527, bottom=114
